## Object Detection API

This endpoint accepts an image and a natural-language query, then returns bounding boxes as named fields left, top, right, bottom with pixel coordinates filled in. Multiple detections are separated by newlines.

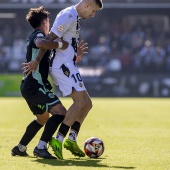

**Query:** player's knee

left=50, top=105, right=67, bottom=116
left=37, top=114, right=49, bottom=125
left=59, top=106, right=67, bottom=115
left=78, top=97, right=92, bottom=111
left=88, top=98, right=93, bottom=110
left=40, top=118, right=48, bottom=125
left=86, top=98, right=93, bottom=111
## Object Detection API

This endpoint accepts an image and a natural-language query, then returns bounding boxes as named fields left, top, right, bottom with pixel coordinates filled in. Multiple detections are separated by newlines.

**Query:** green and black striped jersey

left=22, top=29, right=52, bottom=93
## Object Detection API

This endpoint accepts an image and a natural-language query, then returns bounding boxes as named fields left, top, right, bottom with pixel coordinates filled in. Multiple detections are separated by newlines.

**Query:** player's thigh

left=36, top=112, right=50, bottom=125
left=25, top=99, right=50, bottom=125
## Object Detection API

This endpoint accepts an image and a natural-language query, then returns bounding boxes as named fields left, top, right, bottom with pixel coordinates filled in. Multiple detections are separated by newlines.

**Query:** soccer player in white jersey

left=23, top=0, right=103, bottom=159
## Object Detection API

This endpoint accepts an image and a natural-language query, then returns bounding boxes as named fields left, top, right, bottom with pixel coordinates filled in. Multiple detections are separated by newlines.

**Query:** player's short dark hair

left=94, top=0, right=103, bottom=9
left=26, top=6, right=50, bottom=29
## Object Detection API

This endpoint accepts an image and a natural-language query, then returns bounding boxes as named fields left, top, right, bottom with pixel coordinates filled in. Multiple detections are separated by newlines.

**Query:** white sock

left=68, top=130, right=77, bottom=141
left=18, top=144, right=26, bottom=152
left=55, top=133, right=64, bottom=142
left=37, top=140, right=47, bottom=149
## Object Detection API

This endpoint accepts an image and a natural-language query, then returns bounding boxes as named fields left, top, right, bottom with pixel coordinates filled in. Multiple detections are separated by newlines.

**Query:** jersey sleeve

left=36, top=33, right=44, bottom=37
left=50, top=11, right=74, bottom=38
left=33, top=32, right=45, bottom=48
left=34, top=33, right=45, bottom=40
left=34, top=32, right=45, bottom=41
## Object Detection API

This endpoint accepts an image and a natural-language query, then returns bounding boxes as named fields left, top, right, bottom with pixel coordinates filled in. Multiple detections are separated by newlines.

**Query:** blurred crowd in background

left=1, top=8, right=170, bottom=74
left=1, top=3, right=170, bottom=97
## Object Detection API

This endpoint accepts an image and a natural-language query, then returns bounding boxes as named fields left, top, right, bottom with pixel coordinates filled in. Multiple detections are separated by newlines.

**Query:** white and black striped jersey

left=50, top=5, right=81, bottom=68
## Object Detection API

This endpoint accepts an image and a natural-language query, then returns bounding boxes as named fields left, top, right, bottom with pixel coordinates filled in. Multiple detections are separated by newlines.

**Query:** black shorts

left=21, top=83, right=61, bottom=115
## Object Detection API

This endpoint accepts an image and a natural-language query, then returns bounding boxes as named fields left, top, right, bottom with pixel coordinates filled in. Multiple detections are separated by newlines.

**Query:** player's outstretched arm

left=76, top=40, right=88, bottom=63
left=22, top=32, right=68, bottom=76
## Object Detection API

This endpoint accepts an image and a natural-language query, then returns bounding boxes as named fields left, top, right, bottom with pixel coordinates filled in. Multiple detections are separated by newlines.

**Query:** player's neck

left=75, top=3, right=83, bottom=18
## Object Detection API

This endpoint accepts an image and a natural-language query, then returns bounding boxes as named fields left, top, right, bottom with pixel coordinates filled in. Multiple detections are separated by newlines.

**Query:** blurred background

left=1, top=0, right=170, bottom=97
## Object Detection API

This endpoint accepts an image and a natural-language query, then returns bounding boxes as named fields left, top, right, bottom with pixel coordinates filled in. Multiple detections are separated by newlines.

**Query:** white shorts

left=49, top=64, right=86, bottom=97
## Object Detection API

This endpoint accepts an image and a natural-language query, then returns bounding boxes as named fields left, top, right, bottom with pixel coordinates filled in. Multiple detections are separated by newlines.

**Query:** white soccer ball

left=84, top=137, right=104, bottom=158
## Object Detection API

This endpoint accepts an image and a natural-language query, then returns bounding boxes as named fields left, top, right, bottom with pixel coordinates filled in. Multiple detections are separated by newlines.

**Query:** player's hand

left=76, top=40, right=88, bottom=63
left=21, top=60, right=39, bottom=76
left=61, top=39, right=69, bottom=50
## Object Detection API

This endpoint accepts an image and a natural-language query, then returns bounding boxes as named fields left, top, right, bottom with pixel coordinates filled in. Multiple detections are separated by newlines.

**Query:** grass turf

left=0, top=97, right=170, bottom=170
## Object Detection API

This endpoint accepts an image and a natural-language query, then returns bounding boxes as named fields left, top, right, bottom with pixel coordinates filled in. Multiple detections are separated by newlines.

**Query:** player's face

left=43, top=17, right=50, bottom=35
left=83, top=3, right=100, bottom=19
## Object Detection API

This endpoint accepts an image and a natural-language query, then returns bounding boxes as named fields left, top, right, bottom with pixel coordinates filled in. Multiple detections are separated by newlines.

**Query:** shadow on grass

left=32, top=157, right=136, bottom=169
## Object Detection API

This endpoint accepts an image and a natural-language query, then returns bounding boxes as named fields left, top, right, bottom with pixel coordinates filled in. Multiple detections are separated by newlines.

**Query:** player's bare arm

left=76, top=40, right=88, bottom=63
left=22, top=31, right=68, bottom=76
left=34, top=31, right=61, bottom=64
left=47, top=31, right=58, bottom=41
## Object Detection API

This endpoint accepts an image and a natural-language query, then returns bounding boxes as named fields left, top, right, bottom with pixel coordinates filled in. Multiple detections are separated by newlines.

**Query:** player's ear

left=43, top=19, right=47, bottom=26
left=42, top=20, right=45, bottom=26
left=86, top=4, right=90, bottom=8
left=85, top=2, right=90, bottom=9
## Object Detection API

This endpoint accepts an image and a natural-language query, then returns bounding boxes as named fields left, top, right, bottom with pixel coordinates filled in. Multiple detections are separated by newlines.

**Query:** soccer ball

left=84, top=137, right=104, bottom=158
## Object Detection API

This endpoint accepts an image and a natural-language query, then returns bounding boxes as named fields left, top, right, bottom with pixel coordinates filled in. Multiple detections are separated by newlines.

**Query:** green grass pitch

left=0, top=97, right=170, bottom=170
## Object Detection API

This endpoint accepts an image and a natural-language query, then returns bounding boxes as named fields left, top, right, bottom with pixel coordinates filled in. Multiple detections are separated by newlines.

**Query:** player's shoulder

left=34, top=29, right=45, bottom=38
left=29, top=29, right=45, bottom=43
left=58, top=6, right=77, bottom=21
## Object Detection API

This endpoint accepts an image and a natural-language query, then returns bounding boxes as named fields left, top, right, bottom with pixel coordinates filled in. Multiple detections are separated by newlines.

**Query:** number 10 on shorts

left=71, top=73, right=82, bottom=83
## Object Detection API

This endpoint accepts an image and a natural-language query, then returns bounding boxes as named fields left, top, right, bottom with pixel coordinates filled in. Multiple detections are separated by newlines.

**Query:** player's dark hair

left=26, top=6, right=50, bottom=29
left=94, top=0, right=103, bottom=9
